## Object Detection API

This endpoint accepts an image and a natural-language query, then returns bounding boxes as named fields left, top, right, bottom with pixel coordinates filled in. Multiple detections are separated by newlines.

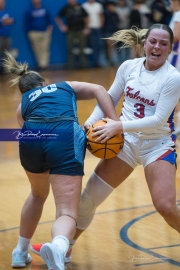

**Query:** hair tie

left=19, top=69, right=26, bottom=76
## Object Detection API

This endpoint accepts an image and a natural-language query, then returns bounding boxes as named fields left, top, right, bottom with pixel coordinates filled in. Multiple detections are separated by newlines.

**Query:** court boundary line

left=120, top=209, right=180, bottom=267
left=1, top=201, right=180, bottom=267
left=0, top=203, right=154, bottom=233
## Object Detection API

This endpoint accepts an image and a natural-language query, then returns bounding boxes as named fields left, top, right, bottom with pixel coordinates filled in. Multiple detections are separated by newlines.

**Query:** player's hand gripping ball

left=86, top=120, right=124, bottom=159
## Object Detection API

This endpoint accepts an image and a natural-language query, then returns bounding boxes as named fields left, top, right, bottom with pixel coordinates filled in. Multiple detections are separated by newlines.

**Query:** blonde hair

left=107, top=27, right=148, bottom=57
left=3, top=51, right=45, bottom=94
left=3, top=51, right=28, bottom=86
left=106, top=24, right=174, bottom=57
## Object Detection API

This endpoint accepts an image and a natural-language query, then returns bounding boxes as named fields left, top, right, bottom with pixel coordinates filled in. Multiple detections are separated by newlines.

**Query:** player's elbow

left=92, top=85, right=108, bottom=98
left=95, top=85, right=107, bottom=93
left=156, top=118, right=165, bottom=128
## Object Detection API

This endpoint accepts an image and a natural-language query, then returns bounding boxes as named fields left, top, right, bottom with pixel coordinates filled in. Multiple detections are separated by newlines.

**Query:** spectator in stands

left=82, top=0, right=105, bottom=68
left=139, top=0, right=151, bottom=28
left=129, top=0, right=142, bottom=29
left=103, top=0, right=120, bottom=66
left=116, top=0, right=130, bottom=30
left=129, top=0, right=142, bottom=58
left=97, top=0, right=108, bottom=8
left=147, top=0, right=172, bottom=25
left=0, top=0, right=14, bottom=73
left=116, top=0, right=130, bottom=63
left=55, top=0, right=89, bottom=69
left=25, top=0, right=53, bottom=71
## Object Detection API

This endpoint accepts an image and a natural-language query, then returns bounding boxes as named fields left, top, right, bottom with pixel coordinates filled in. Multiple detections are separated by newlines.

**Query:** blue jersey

left=20, top=81, right=86, bottom=176
left=0, top=10, right=14, bottom=36
left=21, top=82, right=77, bottom=121
left=25, top=6, right=52, bottom=32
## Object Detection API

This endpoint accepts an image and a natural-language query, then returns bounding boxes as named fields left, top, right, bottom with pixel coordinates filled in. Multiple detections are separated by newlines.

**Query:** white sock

left=15, top=236, right=30, bottom=252
left=52, top=235, right=69, bottom=256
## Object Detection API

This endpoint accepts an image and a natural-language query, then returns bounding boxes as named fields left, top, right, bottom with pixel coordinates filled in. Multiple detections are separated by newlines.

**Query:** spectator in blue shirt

left=25, top=0, right=53, bottom=71
left=0, top=0, right=14, bottom=73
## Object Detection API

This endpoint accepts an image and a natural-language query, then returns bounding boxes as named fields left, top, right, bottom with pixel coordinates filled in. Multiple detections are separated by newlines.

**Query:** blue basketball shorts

left=117, top=133, right=177, bottom=169
left=19, top=121, right=87, bottom=175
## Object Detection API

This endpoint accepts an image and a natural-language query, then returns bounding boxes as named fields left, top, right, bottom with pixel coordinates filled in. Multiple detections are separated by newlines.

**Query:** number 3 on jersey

left=134, top=103, right=145, bottom=118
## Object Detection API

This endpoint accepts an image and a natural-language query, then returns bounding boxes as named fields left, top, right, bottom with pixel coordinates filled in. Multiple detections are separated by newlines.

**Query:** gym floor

left=1, top=67, right=180, bottom=270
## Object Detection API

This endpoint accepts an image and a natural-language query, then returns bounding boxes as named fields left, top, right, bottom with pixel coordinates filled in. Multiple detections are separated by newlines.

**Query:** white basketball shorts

left=117, top=133, right=176, bottom=169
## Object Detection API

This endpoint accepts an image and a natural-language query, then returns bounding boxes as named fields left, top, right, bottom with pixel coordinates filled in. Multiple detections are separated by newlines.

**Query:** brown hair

left=3, top=51, right=45, bottom=94
left=107, top=24, right=174, bottom=56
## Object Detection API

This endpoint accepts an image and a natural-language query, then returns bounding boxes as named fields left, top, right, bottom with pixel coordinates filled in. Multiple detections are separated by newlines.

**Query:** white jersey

left=87, top=58, right=180, bottom=139
left=168, top=10, right=180, bottom=71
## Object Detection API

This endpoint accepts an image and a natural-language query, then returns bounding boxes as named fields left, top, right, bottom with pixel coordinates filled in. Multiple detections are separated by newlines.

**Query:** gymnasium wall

left=6, top=0, right=85, bottom=68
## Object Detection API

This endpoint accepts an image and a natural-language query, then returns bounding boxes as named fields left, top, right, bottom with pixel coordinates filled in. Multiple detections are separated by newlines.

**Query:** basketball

left=86, top=120, right=124, bottom=159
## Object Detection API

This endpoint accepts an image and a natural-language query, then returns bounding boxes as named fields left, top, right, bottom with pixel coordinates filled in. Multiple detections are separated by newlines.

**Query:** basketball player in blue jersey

left=3, top=51, right=119, bottom=270
left=30, top=24, right=180, bottom=264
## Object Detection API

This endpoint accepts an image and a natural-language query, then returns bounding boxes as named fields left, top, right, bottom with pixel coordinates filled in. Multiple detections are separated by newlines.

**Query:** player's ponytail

left=107, top=23, right=174, bottom=57
left=3, top=51, right=45, bottom=94
left=107, top=27, right=148, bottom=57
left=3, top=50, right=28, bottom=85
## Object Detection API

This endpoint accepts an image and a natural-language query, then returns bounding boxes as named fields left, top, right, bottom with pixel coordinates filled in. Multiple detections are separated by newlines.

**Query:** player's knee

left=154, top=199, right=176, bottom=219
left=76, top=172, right=114, bottom=230
left=78, top=171, right=114, bottom=216
left=76, top=187, right=97, bottom=230
left=31, top=190, right=49, bottom=202
left=78, top=188, right=95, bottom=216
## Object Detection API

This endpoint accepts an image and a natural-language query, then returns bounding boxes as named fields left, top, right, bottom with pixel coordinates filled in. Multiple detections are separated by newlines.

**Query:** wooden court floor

left=1, top=67, right=180, bottom=270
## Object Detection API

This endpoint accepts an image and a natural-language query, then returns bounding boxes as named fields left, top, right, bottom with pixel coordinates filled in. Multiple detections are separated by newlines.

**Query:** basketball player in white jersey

left=168, top=0, right=180, bottom=135
left=30, top=24, right=180, bottom=265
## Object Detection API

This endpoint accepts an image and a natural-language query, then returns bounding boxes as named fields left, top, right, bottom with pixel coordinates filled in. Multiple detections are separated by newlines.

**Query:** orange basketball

left=86, top=120, right=124, bottom=159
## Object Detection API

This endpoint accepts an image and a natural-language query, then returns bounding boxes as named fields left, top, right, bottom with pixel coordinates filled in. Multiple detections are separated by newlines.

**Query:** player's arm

left=94, top=72, right=180, bottom=142
left=121, top=74, right=180, bottom=132
left=67, top=81, right=118, bottom=122
left=16, top=103, right=24, bottom=128
left=73, top=64, right=126, bottom=128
